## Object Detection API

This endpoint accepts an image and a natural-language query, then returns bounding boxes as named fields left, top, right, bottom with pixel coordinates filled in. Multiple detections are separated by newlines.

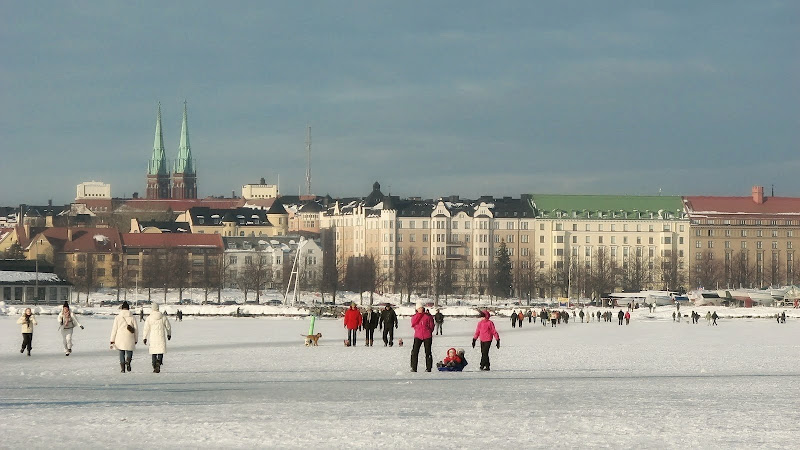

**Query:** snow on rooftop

left=0, top=271, right=63, bottom=283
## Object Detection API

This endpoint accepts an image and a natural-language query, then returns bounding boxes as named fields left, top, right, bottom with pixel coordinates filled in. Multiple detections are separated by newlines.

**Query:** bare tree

left=72, top=253, right=97, bottom=303
left=622, top=250, right=648, bottom=292
left=320, top=228, right=339, bottom=303
left=729, top=250, right=755, bottom=288
left=587, top=247, right=618, bottom=299
left=397, top=248, right=429, bottom=303
left=691, top=250, right=722, bottom=290
left=242, top=251, right=271, bottom=303
left=517, top=253, right=543, bottom=303
left=169, top=248, right=191, bottom=303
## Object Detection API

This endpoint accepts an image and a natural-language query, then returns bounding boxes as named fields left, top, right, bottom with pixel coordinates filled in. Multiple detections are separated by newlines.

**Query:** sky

left=1, top=1, right=798, bottom=205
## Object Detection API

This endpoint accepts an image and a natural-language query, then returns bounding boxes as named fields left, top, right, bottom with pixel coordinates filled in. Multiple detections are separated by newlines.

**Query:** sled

left=436, top=365, right=466, bottom=372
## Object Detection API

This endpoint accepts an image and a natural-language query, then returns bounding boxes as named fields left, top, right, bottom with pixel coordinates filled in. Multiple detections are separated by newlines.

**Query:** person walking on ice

left=110, top=301, right=138, bottom=373
left=17, top=308, right=37, bottom=356
left=343, top=303, right=362, bottom=347
left=410, top=301, right=435, bottom=372
left=57, top=302, right=84, bottom=356
left=472, top=310, right=500, bottom=371
left=711, top=311, right=719, bottom=326
left=142, top=303, right=171, bottom=373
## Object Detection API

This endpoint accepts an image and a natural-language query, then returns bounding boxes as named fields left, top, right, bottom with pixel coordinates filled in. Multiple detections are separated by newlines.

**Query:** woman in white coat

left=109, top=301, right=137, bottom=373
left=57, top=302, right=84, bottom=356
left=142, top=302, right=171, bottom=373
left=16, top=308, right=37, bottom=356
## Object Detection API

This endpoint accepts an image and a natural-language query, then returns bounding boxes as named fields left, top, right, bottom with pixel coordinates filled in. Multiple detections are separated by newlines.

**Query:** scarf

left=63, top=309, right=72, bottom=328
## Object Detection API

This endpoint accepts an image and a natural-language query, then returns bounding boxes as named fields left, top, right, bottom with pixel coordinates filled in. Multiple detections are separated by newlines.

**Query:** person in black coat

left=362, top=306, right=380, bottom=346
left=617, top=309, right=625, bottom=325
left=379, top=304, right=398, bottom=346
left=434, top=309, right=444, bottom=335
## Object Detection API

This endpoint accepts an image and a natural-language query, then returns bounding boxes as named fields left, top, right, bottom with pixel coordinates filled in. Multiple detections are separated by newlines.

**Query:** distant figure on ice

left=672, top=311, right=676, bottom=322
left=58, top=302, right=84, bottom=356
left=410, top=301, right=435, bottom=372
left=362, top=306, right=379, bottom=346
left=139, top=308, right=145, bottom=322
left=596, top=311, right=601, bottom=323
left=177, top=309, right=183, bottom=321
left=781, top=311, right=786, bottom=323
left=624, top=311, right=630, bottom=325
left=511, top=310, right=517, bottom=328
left=343, top=303, right=362, bottom=347
left=379, top=304, right=398, bottom=346
left=617, top=310, right=625, bottom=325
left=579, top=309, right=585, bottom=323
left=434, top=309, right=444, bottom=336
left=17, top=308, right=37, bottom=356
left=711, top=311, right=719, bottom=326
left=473, top=310, right=500, bottom=371
left=705, top=311, right=712, bottom=325
left=550, top=310, right=558, bottom=327
left=142, top=303, right=171, bottom=373
left=110, top=301, right=137, bottom=373
left=527, top=309, right=533, bottom=323
left=518, top=311, right=525, bottom=327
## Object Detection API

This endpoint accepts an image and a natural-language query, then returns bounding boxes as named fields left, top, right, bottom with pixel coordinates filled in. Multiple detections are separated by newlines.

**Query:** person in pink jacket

left=410, top=301, right=435, bottom=372
left=472, top=310, right=500, bottom=371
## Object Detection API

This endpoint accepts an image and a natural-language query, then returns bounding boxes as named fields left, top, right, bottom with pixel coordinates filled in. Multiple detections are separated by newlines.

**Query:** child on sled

left=436, top=347, right=468, bottom=371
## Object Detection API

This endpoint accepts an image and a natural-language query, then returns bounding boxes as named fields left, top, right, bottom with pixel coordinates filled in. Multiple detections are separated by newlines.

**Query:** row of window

left=696, top=241, right=793, bottom=250
left=696, top=229, right=794, bottom=238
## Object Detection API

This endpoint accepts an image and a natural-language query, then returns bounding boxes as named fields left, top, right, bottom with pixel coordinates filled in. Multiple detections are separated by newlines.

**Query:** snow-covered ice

left=1, top=310, right=799, bottom=448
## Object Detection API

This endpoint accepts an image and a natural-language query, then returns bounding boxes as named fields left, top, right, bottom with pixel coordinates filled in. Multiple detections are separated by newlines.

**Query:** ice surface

left=1, top=312, right=799, bottom=448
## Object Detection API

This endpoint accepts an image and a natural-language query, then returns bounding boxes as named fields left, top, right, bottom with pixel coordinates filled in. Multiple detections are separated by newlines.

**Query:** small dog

left=398, top=338, right=404, bottom=347
left=344, top=339, right=351, bottom=347
left=302, top=333, right=322, bottom=346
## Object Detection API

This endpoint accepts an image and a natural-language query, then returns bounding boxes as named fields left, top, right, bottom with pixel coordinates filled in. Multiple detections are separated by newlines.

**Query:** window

left=540, top=223, right=545, bottom=231
left=696, top=241, right=702, bottom=248
left=555, top=236, right=564, bottom=243
left=585, top=224, right=590, bottom=231
left=725, top=241, right=731, bottom=249
left=772, top=241, right=778, bottom=249
left=649, top=237, right=654, bottom=245
left=540, top=236, right=545, bottom=243
left=521, top=235, right=529, bottom=243
left=423, top=234, right=429, bottom=242
left=623, top=237, right=628, bottom=244
left=598, top=237, right=604, bottom=244
left=611, top=236, right=616, bottom=244
left=708, top=241, right=714, bottom=248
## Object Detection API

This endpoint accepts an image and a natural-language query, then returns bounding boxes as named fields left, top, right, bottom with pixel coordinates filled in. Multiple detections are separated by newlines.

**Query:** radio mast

left=305, top=125, right=312, bottom=195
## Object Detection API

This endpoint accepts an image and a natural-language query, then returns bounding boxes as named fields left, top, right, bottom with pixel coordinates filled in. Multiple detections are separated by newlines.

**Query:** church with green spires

left=146, top=101, right=197, bottom=199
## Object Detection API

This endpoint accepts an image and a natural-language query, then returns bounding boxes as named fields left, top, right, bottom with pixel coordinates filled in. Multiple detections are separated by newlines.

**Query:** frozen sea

left=1, top=310, right=799, bottom=449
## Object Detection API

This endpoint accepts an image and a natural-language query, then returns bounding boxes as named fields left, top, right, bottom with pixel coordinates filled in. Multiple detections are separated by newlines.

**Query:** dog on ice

left=302, top=333, right=322, bottom=346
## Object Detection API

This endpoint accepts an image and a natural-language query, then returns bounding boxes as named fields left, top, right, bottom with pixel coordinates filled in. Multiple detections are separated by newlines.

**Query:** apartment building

left=684, top=186, right=800, bottom=288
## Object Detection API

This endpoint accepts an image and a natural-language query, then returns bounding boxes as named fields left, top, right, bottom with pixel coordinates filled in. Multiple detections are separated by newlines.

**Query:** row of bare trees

left=691, top=250, right=797, bottom=289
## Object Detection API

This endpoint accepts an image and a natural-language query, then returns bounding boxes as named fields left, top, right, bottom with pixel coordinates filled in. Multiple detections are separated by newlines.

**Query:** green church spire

left=175, top=100, right=194, bottom=174
left=148, top=103, right=168, bottom=176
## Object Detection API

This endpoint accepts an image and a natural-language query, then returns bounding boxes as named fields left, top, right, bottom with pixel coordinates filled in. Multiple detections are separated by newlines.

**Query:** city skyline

left=1, top=1, right=797, bottom=205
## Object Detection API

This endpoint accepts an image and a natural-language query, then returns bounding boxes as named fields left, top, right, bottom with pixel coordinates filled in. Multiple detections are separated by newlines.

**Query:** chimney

left=752, top=186, right=764, bottom=204
left=67, top=228, right=73, bottom=241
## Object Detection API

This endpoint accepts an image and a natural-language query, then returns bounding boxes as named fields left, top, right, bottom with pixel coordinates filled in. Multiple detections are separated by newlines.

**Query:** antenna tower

left=305, top=125, right=312, bottom=195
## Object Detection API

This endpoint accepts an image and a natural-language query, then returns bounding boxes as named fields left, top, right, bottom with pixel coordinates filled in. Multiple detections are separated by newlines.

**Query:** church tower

left=146, top=103, right=171, bottom=199
left=172, top=101, right=197, bottom=199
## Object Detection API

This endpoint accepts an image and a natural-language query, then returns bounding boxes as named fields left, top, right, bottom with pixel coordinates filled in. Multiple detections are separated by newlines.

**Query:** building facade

left=684, top=186, right=800, bottom=289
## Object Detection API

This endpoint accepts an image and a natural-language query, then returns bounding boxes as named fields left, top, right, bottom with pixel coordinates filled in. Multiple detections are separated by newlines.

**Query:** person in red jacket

left=472, top=310, right=500, bottom=371
left=343, top=303, right=363, bottom=346
left=410, top=301, right=435, bottom=372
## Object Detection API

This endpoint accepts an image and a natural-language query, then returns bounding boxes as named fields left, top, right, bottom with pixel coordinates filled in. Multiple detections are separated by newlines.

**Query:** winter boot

left=125, top=357, right=132, bottom=372
left=155, top=363, right=160, bottom=373
left=120, top=363, right=126, bottom=373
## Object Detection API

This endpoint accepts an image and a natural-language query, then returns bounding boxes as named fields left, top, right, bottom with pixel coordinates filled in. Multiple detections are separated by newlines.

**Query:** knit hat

left=121, top=301, right=130, bottom=310
left=151, top=302, right=159, bottom=312
left=415, top=301, right=424, bottom=310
